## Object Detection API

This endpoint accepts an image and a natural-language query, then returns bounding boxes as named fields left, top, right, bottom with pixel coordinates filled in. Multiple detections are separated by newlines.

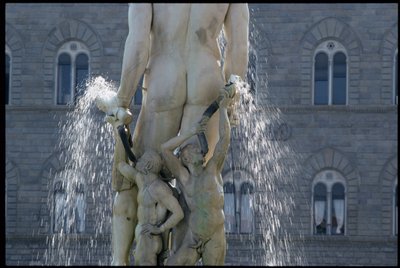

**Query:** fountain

left=40, top=3, right=306, bottom=266
left=43, top=77, right=116, bottom=265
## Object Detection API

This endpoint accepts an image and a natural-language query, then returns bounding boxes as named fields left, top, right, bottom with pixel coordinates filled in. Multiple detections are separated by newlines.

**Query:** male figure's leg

left=131, top=58, right=186, bottom=157
left=166, top=231, right=200, bottom=265
left=183, top=56, right=225, bottom=162
left=201, top=228, right=226, bottom=265
left=111, top=187, right=138, bottom=265
left=134, top=232, right=162, bottom=265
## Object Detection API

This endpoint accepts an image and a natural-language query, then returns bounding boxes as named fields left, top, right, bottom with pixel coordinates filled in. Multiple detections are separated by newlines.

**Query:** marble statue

left=161, top=86, right=236, bottom=265
left=117, top=150, right=184, bottom=265
left=96, top=3, right=249, bottom=265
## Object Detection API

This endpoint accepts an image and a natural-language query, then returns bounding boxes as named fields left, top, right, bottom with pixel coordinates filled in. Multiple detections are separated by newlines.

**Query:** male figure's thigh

left=132, top=57, right=186, bottom=155
left=202, top=230, right=226, bottom=265
left=186, top=55, right=224, bottom=107
left=113, top=187, right=138, bottom=218
left=166, top=244, right=199, bottom=265
left=181, top=60, right=225, bottom=160
left=134, top=234, right=162, bottom=265
left=167, top=230, right=200, bottom=265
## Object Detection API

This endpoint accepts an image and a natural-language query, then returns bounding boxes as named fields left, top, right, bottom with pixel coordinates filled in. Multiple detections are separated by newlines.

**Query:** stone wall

left=5, top=3, right=398, bottom=266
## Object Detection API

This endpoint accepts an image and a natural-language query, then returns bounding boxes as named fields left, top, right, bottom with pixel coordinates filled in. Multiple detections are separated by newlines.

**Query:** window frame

left=239, top=181, right=255, bottom=234
left=393, top=49, right=398, bottom=105
left=312, top=40, right=349, bottom=106
left=394, top=180, right=398, bottom=236
left=55, top=41, right=90, bottom=106
left=246, top=47, right=258, bottom=105
left=52, top=170, right=86, bottom=234
left=223, top=169, right=255, bottom=235
left=134, top=74, right=145, bottom=106
left=223, top=181, right=237, bottom=233
left=5, top=45, right=12, bottom=105
left=311, top=170, right=347, bottom=236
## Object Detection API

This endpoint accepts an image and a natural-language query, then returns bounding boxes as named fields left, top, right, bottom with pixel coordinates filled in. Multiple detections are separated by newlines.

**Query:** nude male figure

left=161, top=88, right=235, bottom=265
left=117, top=151, right=184, bottom=265
left=96, top=3, right=248, bottom=265
left=104, top=111, right=138, bottom=266
left=117, top=3, right=249, bottom=159
left=105, top=113, right=183, bottom=265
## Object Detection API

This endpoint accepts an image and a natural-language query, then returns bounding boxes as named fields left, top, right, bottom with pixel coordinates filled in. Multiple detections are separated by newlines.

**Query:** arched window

left=73, top=182, right=85, bottom=233
left=134, top=74, right=144, bottom=105
left=394, top=182, right=398, bottom=236
left=314, top=53, right=329, bottom=105
left=332, top=183, right=345, bottom=235
left=56, top=41, right=89, bottom=105
left=246, top=48, right=257, bottom=97
left=394, top=50, right=398, bottom=105
left=223, top=182, right=236, bottom=233
left=5, top=46, right=11, bottom=105
left=312, top=170, right=346, bottom=235
left=57, top=53, right=72, bottom=105
left=240, top=182, right=254, bottom=233
left=332, top=52, right=347, bottom=105
left=313, top=183, right=327, bottom=234
left=223, top=170, right=254, bottom=234
left=75, top=53, right=89, bottom=102
left=313, top=40, right=348, bottom=105
left=54, top=181, right=67, bottom=233
left=53, top=171, right=86, bottom=234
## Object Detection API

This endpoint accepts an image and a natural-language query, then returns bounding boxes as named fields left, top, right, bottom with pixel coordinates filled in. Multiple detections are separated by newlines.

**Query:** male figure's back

left=131, top=4, right=248, bottom=161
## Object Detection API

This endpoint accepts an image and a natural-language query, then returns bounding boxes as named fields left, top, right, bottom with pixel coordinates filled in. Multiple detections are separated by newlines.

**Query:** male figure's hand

left=140, top=223, right=163, bottom=237
left=104, top=108, right=133, bottom=128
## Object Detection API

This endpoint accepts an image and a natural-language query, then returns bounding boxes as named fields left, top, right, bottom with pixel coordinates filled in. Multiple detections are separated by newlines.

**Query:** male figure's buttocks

left=134, top=4, right=231, bottom=160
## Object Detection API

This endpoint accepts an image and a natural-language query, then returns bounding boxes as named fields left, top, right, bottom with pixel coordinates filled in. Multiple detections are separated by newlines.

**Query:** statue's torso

left=151, top=3, right=229, bottom=58
left=137, top=177, right=167, bottom=225
left=183, top=169, right=225, bottom=239
left=143, top=4, right=228, bottom=117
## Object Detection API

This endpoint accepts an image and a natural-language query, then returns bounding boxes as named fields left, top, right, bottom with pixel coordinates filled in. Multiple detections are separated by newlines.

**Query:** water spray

left=96, top=92, right=138, bottom=163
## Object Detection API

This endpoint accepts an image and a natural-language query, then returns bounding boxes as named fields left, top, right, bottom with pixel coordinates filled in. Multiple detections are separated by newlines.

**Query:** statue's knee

left=134, top=250, right=156, bottom=266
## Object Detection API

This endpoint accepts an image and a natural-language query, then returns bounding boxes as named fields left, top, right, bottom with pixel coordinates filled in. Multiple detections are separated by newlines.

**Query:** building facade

left=5, top=3, right=398, bottom=266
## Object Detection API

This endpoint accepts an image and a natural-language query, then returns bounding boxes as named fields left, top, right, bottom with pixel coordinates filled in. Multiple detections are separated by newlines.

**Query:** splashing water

left=37, top=74, right=305, bottom=265
left=231, top=79, right=305, bottom=265
left=38, top=21, right=306, bottom=264
left=218, top=23, right=306, bottom=265
left=42, top=77, right=118, bottom=265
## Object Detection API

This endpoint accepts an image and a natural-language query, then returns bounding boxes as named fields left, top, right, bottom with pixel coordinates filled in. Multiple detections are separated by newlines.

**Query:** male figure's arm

left=108, top=115, right=133, bottom=187
left=223, top=3, right=249, bottom=81
left=158, top=194, right=184, bottom=233
left=160, top=131, right=196, bottom=185
left=141, top=184, right=184, bottom=236
left=207, top=92, right=231, bottom=173
left=117, top=162, right=139, bottom=184
left=117, top=3, right=152, bottom=108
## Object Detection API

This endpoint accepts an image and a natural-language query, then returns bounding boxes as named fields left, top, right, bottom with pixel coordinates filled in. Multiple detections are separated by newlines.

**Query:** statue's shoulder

left=150, top=178, right=172, bottom=197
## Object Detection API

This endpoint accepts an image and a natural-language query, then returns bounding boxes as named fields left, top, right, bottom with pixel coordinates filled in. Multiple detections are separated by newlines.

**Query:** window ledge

left=298, top=234, right=398, bottom=243
left=6, top=233, right=111, bottom=242
left=6, top=104, right=397, bottom=114
left=6, top=104, right=143, bottom=113
left=6, top=105, right=74, bottom=112
left=259, top=105, right=398, bottom=114
left=226, top=233, right=398, bottom=243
